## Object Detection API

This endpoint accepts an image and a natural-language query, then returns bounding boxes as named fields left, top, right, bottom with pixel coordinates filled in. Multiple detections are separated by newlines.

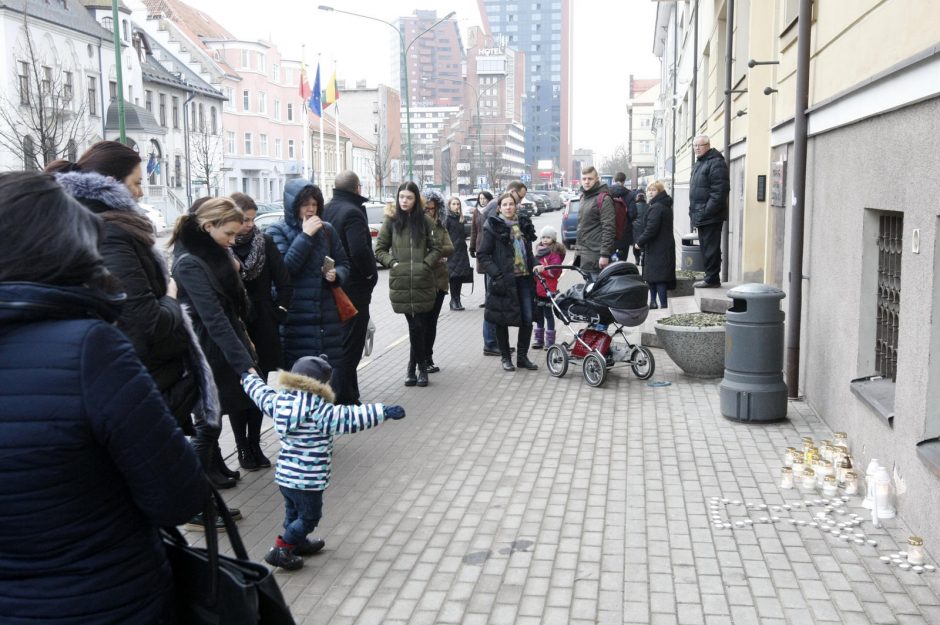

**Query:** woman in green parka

left=422, top=191, right=455, bottom=374
left=375, top=181, right=443, bottom=387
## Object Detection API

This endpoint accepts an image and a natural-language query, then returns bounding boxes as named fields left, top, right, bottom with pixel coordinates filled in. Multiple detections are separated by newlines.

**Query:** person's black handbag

left=162, top=487, right=295, bottom=625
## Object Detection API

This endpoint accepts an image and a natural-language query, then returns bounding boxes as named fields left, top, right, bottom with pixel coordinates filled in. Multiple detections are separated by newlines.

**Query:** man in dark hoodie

left=322, top=170, right=377, bottom=405
left=609, top=171, right=635, bottom=261
left=689, top=135, right=729, bottom=287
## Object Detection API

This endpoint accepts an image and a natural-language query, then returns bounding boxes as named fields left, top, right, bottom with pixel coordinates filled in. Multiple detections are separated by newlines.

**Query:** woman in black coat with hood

left=445, top=195, right=473, bottom=310
left=634, top=180, right=677, bottom=309
left=477, top=192, right=539, bottom=372
left=229, top=192, right=293, bottom=471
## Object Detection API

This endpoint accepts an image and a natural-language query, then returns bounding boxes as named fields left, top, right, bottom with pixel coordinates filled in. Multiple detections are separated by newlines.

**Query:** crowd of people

left=0, top=136, right=699, bottom=622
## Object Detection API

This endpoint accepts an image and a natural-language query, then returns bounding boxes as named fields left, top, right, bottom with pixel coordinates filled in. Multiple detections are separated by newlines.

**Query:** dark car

left=561, top=198, right=580, bottom=249
left=526, top=193, right=551, bottom=216
left=517, top=197, right=535, bottom=220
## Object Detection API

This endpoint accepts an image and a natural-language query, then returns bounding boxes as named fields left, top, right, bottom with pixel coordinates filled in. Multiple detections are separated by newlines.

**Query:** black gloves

left=385, top=405, right=406, bottom=420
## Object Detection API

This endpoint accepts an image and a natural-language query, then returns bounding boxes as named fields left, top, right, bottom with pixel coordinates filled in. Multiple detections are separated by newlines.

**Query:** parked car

left=526, top=193, right=551, bottom=216
left=561, top=198, right=580, bottom=249
left=364, top=201, right=387, bottom=262
left=256, top=201, right=283, bottom=214
left=254, top=211, right=282, bottom=231
left=458, top=195, right=479, bottom=237
left=517, top=197, right=535, bottom=220
left=542, top=191, right=564, bottom=211
left=138, top=203, right=166, bottom=232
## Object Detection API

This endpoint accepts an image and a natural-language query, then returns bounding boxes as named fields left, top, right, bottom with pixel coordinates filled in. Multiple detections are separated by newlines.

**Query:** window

left=122, top=20, right=128, bottom=42
left=87, top=76, right=97, bottom=115
left=42, top=66, right=51, bottom=98
left=260, top=133, right=268, bottom=156
left=733, top=0, right=751, bottom=85
left=159, top=93, right=167, bottom=126
left=875, top=213, right=903, bottom=381
left=22, top=136, right=36, bottom=170
left=174, top=156, right=182, bottom=187
left=243, top=89, right=250, bottom=111
left=172, top=96, right=179, bottom=128
left=288, top=139, right=295, bottom=159
left=273, top=63, right=280, bottom=82
left=241, top=50, right=249, bottom=68
left=210, top=106, right=218, bottom=134
left=258, top=54, right=266, bottom=73
left=224, top=87, right=234, bottom=110
left=145, top=90, right=153, bottom=112
left=227, top=131, right=235, bottom=154
left=108, top=80, right=117, bottom=101
left=101, top=16, right=113, bottom=31
left=273, top=99, right=281, bottom=121
left=18, top=61, right=29, bottom=104
left=67, top=139, right=77, bottom=162
left=258, top=91, right=267, bottom=114
left=244, top=132, right=252, bottom=154
left=274, top=138, right=282, bottom=158
left=287, top=102, right=294, bottom=121
left=198, top=103, right=205, bottom=132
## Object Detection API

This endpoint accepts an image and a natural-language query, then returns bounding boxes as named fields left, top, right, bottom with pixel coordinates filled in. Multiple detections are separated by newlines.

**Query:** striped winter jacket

left=241, top=371, right=387, bottom=490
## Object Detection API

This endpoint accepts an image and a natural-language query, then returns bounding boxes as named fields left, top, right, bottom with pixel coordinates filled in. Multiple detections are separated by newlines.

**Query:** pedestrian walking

left=374, top=181, right=443, bottom=387
left=47, top=141, right=217, bottom=438
left=170, top=197, right=257, bottom=495
left=445, top=195, right=472, bottom=311
left=322, top=170, right=378, bottom=405
left=241, top=355, right=406, bottom=571
left=230, top=192, right=293, bottom=471
left=266, top=179, right=351, bottom=371
left=635, top=181, right=677, bottom=309
left=423, top=191, right=455, bottom=373
left=689, top=135, right=729, bottom=287
left=0, top=171, right=209, bottom=625
left=532, top=225, right=565, bottom=350
left=477, top=191, right=539, bottom=372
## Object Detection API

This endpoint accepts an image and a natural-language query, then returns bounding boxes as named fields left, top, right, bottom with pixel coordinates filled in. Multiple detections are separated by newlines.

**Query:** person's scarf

left=233, top=227, right=266, bottom=282
left=501, top=215, right=529, bottom=276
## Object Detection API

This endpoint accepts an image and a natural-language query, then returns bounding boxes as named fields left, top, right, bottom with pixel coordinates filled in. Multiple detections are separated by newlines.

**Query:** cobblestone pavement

left=200, top=282, right=940, bottom=625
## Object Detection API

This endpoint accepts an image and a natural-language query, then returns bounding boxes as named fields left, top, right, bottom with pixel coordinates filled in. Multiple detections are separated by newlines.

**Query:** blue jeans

left=483, top=274, right=497, bottom=350
left=535, top=298, right=555, bottom=331
left=279, top=486, right=323, bottom=546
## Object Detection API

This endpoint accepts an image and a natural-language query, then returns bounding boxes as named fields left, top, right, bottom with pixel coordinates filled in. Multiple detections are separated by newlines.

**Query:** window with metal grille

left=875, top=213, right=902, bottom=381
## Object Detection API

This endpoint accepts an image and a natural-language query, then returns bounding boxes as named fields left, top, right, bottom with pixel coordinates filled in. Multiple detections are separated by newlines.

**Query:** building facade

left=651, top=0, right=940, bottom=550
left=477, top=0, right=572, bottom=185
left=627, top=77, right=659, bottom=189
left=394, top=10, right=463, bottom=109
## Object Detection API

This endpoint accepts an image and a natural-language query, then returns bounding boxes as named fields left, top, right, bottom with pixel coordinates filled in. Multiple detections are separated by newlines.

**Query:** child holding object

left=532, top=225, right=566, bottom=350
left=240, top=354, right=406, bottom=570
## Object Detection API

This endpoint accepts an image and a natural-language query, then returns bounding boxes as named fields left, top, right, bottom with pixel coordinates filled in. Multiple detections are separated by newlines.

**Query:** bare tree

left=0, top=13, right=91, bottom=170
left=600, top=144, right=631, bottom=176
left=189, top=127, right=223, bottom=197
left=374, top=141, right=394, bottom=199
left=440, top=140, right=462, bottom=194
left=481, top=132, right=505, bottom=191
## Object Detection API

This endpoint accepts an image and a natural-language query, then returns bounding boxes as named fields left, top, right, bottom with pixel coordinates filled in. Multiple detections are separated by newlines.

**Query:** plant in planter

left=669, top=270, right=706, bottom=297
left=654, top=312, right=726, bottom=378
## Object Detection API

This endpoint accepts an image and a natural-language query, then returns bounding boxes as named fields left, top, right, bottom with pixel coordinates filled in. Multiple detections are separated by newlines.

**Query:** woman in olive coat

left=477, top=192, right=539, bottom=372
left=374, top=181, right=443, bottom=387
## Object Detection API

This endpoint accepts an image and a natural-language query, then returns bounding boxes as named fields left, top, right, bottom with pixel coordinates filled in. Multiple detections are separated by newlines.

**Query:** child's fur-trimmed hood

left=278, top=370, right=336, bottom=404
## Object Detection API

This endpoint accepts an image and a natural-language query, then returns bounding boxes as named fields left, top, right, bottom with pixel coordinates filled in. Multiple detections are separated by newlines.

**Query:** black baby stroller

left=535, top=261, right=655, bottom=387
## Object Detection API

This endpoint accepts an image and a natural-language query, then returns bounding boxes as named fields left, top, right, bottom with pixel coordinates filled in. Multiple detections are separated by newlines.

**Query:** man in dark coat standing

left=323, top=170, right=378, bottom=405
left=689, top=135, right=729, bottom=287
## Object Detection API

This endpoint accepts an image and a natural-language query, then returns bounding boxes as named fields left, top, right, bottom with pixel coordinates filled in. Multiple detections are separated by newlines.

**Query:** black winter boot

left=213, top=444, right=241, bottom=481
left=426, top=358, right=440, bottom=373
left=416, top=362, right=429, bottom=387
left=247, top=411, right=271, bottom=469
left=237, top=447, right=260, bottom=471
left=404, top=360, right=418, bottom=386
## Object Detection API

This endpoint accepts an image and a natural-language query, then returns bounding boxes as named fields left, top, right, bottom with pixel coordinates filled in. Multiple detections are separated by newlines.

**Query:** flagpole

left=333, top=58, right=340, bottom=174
left=301, top=45, right=310, bottom=182
left=318, top=53, right=325, bottom=186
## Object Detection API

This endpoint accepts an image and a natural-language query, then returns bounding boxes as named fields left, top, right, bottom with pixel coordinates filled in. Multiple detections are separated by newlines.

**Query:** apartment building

left=627, top=77, right=660, bottom=188
left=652, top=0, right=940, bottom=549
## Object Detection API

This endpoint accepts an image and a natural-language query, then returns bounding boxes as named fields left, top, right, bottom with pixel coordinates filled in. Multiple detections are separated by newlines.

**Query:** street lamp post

left=318, top=6, right=455, bottom=181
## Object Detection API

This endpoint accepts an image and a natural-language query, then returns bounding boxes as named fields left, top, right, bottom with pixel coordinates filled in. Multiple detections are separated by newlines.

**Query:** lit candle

left=781, top=467, right=794, bottom=490
left=816, top=460, right=833, bottom=488
left=843, top=471, right=859, bottom=495
left=784, top=447, right=796, bottom=468
left=833, top=432, right=848, bottom=451
left=801, top=468, right=817, bottom=492
left=907, top=537, right=925, bottom=566
left=874, top=467, right=896, bottom=519
left=823, top=475, right=838, bottom=497
left=791, top=455, right=805, bottom=478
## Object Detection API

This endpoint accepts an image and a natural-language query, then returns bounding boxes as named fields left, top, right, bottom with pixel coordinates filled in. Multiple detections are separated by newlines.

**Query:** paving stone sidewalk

left=200, top=291, right=940, bottom=625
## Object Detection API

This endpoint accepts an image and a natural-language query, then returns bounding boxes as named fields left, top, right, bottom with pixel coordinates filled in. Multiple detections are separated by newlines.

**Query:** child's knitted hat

left=540, top=225, right=558, bottom=241
left=291, top=354, right=332, bottom=384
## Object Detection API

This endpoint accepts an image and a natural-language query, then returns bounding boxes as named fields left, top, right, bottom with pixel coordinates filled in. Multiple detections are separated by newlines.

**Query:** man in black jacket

left=689, top=135, right=729, bottom=287
left=323, top=170, right=377, bottom=404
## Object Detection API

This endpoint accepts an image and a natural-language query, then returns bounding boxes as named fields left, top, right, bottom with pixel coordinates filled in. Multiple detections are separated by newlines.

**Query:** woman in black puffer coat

left=477, top=192, right=539, bottom=372
left=230, top=192, right=293, bottom=471
left=634, top=180, right=676, bottom=309
left=445, top=195, right=473, bottom=310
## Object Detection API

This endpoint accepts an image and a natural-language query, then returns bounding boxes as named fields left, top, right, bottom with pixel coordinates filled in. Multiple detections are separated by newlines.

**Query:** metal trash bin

left=681, top=233, right=705, bottom=272
left=720, top=283, right=788, bottom=423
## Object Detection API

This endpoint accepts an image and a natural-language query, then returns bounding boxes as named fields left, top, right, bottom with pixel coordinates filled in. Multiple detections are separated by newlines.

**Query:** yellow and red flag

left=323, top=71, right=340, bottom=109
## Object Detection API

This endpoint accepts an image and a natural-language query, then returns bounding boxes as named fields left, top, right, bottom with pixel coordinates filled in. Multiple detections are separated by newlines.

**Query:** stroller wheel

left=630, top=346, right=656, bottom=380
left=582, top=352, right=608, bottom=387
left=546, top=344, right=569, bottom=378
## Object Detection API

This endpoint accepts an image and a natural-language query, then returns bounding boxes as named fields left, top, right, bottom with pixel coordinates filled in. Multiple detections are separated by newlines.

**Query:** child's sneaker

left=264, top=546, right=303, bottom=570
left=294, top=537, right=326, bottom=556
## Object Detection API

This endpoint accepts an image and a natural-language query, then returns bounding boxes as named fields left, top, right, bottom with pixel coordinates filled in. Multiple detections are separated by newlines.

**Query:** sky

left=133, top=0, right=660, bottom=161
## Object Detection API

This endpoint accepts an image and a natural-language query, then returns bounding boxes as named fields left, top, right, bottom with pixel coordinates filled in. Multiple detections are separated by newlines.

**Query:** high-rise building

left=477, top=0, right=572, bottom=186
left=392, top=10, right=464, bottom=108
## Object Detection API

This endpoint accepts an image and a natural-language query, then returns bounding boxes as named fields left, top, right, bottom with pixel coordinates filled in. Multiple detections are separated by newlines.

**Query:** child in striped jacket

left=241, top=354, right=406, bottom=570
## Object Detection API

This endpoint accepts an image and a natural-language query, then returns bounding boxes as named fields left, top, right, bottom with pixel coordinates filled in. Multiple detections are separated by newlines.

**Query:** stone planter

left=669, top=271, right=705, bottom=298
left=654, top=313, right=726, bottom=378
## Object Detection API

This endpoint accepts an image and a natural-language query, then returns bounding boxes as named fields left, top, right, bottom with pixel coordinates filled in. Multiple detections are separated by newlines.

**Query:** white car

left=137, top=203, right=167, bottom=232
left=364, top=201, right=388, bottom=261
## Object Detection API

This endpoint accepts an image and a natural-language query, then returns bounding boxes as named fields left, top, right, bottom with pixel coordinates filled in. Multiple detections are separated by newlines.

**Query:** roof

left=106, top=99, right=165, bottom=135
left=630, top=79, right=660, bottom=98
left=136, top=24, right=225, bottom=100
left=0, top=0, right=114, bottom=41
left=141, top=0, right=234, bottom=41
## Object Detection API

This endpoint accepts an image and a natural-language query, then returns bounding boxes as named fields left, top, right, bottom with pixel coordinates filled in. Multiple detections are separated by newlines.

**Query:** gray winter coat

left=576, top=183, right=616, bottom=271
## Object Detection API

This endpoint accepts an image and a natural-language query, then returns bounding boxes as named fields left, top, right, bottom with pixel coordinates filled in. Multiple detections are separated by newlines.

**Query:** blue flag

left=310, top=64, right=322, bottom=116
